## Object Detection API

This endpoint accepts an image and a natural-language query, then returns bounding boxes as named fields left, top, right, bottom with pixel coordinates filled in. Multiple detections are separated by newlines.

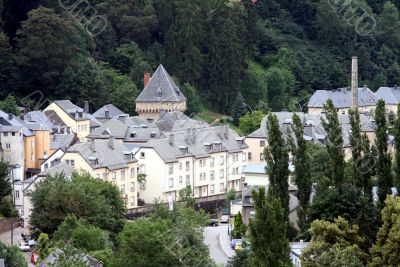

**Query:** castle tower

left=135, top=65, right=187, bottom=119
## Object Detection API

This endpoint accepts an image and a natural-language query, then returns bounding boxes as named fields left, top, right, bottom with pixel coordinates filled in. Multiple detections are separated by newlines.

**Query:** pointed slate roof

left=135, top=64, right=186, bottom=103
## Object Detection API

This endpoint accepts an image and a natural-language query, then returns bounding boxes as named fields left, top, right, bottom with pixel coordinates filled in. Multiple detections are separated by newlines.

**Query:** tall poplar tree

left=292, top=113, right=312, bottom=230
left=321, top=99, right=345, bottom=190
left=375, top=99, right=392, bottom=205
left=249, top=187, right=291, bottom=267
left=393, top=104, right=400, bottom=188
left=264, top=112, right=289, bottom=216
left=349, top=108, right=362, bottom=187
left=360, top=134, right=373, bottom=196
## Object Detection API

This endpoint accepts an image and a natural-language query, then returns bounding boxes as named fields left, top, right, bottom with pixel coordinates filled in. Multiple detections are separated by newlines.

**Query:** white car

left=28, top=239, right=36, bottom=247
left=19, top=242, right=30, bottom=252
left=220, top=215, right=229, bottom=223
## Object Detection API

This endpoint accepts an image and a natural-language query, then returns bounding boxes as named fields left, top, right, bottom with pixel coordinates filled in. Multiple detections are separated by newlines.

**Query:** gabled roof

left=308, top=87, right=377, bottom=108
left=93, top=104, right=128, bottom=119
left=156, top=111, right=208, bottom=132
left=53, top=100, right=83, bottom=113
left=376, top=87, right=400, bottom=105
left=135, top=64, right=186, bottom=103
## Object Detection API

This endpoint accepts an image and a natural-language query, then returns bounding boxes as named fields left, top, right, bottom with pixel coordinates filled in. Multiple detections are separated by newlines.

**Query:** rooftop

left=307, top=87, right=377, bottom=108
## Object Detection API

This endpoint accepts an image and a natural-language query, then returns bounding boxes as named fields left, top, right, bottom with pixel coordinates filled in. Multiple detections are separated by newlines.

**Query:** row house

left=61, top=138, right=139, bottom=208
left=136, top=125, right=248, bottom=204
left=245, top=112, right=376, bottom=164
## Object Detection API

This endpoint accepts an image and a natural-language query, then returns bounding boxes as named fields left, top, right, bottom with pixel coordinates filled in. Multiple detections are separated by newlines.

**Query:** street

left=204, top=224, right=235, bottom=266
left=0, top=225, right=35, bottom=267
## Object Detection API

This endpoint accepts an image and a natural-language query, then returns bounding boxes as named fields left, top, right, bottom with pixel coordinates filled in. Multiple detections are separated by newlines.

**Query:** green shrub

left=0, top=198, right=17, bottom=218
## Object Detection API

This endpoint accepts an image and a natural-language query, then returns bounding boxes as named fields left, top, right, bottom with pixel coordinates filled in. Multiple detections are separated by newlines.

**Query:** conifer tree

left=232, top=92, right=247, bottom=126
left=360, top=134, right=373, bottom=196
left=249, top=187, right=291, bottom=267
left=375, top=99, right=392, bottom=205
left=321, top=99, right=345, bottom=190
left=393, top=104, right=400, bottom=188
left=264, top=112, right=290, bottom=216
left=292, top=113, right=312, bottom=230
left=349, top=108, right=362, bottom=187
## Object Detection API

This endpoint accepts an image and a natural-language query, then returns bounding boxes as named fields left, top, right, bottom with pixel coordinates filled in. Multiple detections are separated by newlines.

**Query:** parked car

left=220, top=215, right=229, bottom=223
left=231, top=239, right=242, bottom=250
left=209, top=219, right=219, bottom=226
left=19, top=242, right=30, bottom=252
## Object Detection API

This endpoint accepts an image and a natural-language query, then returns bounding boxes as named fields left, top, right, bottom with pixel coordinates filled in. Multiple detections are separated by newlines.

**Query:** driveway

left=204, top=224, right=235, bottom=266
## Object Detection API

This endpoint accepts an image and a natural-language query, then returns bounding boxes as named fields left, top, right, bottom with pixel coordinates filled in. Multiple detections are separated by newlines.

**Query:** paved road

left=0, top=225, right=34, bottom=267
left=204, top=224, right=235, bottom=266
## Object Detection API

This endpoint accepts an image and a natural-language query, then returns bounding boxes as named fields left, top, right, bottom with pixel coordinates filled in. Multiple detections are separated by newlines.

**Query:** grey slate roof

left=308, top=87, right=377, bottom=108
left=24, top=111, right=54, bottom=130
left=143, top=125, right=248, bottom=163
left=93, top=104, right=128, bottom=119
left=135, top=64, right=186, bottom=103
left=51, top=133, right=77, bottom=150
left=67, top=139, right=137, bottom=170
left=156, top=111, right=209, bottom=132
left=376, top=87, right=400, bottom=105
left=38, top=249, right=102, bottom=267
left=39, top=162, right=74, bottom=177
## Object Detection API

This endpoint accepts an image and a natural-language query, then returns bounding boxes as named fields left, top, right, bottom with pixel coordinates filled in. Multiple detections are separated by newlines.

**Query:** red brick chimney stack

left=144, top=72, right=151, bottom=88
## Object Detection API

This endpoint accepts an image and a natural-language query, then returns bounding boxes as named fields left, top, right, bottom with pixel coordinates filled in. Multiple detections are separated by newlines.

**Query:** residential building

left=135, top=65, right=187, bottom=119
left=307, top=87, right=377, bottom=115
left=93, top=104, right=128, bottom=123
left=246, top=112, right=376, bottom=163
left=0, top=126, right=24, bottom=181
left=44, top=100, right=94, bottom=140
left=61, top=138, right=139, bottom=208
left=136, top=125, right=248, bottom=204
left=24, top=129, right=51, bottom=177
left=375, top=86, right=400, bottom=113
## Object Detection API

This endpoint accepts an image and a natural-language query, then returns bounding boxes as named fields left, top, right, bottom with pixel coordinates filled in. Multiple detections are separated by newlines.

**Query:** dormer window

left=156, top=88, right=162, bottom=97
left=130, top=132, right=137, bottom=138
left=150, top=131, right=156, bottom=138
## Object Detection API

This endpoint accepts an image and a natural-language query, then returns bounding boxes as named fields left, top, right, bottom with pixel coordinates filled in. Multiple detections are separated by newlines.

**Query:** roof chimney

left=144, top=72, right=151, bottom=88
left=108, top=136, right=114, bottom=149
left=169, top=133, right=174, bottom=146
left=90, top=138, right=95, bottom=152
left=8, top=113, right=13, bottom=120
left=84, top=101, right=90, bottom=114
left=351, top=56, right=358, bottom=109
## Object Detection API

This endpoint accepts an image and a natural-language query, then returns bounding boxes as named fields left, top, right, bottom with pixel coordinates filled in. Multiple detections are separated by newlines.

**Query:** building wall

left=24, top=135, right=36, bottom=171
left=245, top=137, right=265, bottom=165
left=0, top=130, right=24, bottom=181
left=308, top=106, right=375, bottom=115
left=136, top=101, right=187, bottom=119
left=41, top=149, right=65, bottom=171
left=61, top=152, right=138, bottom=208
left=44, top=103, right=90, bottom=140
left=136, top=147, right=167, bottom=204
left=34, top=130, right=51, bottom=168
left=243, top=172, right=269, bottom=186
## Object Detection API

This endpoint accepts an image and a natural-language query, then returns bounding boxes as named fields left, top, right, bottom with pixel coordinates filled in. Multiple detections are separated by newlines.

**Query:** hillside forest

left=0, top=0, right=400, bottom=115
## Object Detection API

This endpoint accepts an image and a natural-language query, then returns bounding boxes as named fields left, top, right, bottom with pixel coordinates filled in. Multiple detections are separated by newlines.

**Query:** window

left=210, top=171, right=215, bottom=180
left=242, top=153, right=246, bottom=161
left=260, top=140, right=265, bottom=147
left=169, top=178, right=174, bottom=188
left=220, top=183, right=225, bottom=192
left=210, top=185, right=215, bottom=194
left=260, top=153, right=264, bottom=160
left=179, top=162, right=182, bottom=170
left=203, top=159, right=206, bottom=167
left=185, top=175, right=190, bottom=185
left=70, top=160, right=75, bottom=167
left=130, top=182, right=135, bottom=192
left=210, top=158, right=215, bottom=167
left=11, top=132, right=15, bottom=136
left=111, top=172, right=116, bottom=182
left=120, top=185, right=125, bottom=194
left=179, top=176, right=183, bottom=183
left=44, top=163, right=49, bottom=170
left=342, top=110, right=345, bottom=114
left=3, top=132, right=7, bottom=137
left=140, top=152, right=145, bottom=159
left=220, top=169, right=224, bottom=178
left=199, top=173, right=203, bottom=180
left=202, top=187, right=206, bottom=194
left=219, top=156, right=224, bottom=165
left=15, top=190, right=20, bottom=199
left=169, top=164, right=173, bottom=175
left=248, top=152, right=252, bottom=160
left=30, top=153, right=34, bottom=161
left=140, top=182, right=146, bottom=190
left=5, top=143, right=10, bottom=150
left=96, top=174, right=100, bottom=179
left=130, top=168, right=135, bottom=178
left=130, top=196, right=136, bottom=206
left=203, top=172, right=206, bottom=180
left=121, top=170, right=126, bottom=180
left=185, top=161, right=190, bottom=171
